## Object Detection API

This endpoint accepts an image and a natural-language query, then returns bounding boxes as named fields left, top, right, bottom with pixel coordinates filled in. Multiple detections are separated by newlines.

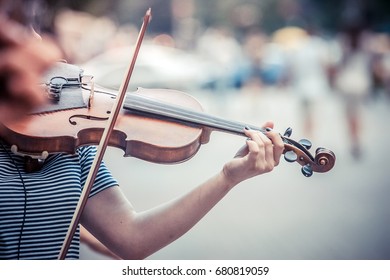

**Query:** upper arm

left=80, top=185, right=138, bottom=258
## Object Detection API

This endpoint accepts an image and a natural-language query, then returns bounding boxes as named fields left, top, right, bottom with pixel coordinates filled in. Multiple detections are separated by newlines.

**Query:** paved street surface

left=80, top=87, right=390, bottom=260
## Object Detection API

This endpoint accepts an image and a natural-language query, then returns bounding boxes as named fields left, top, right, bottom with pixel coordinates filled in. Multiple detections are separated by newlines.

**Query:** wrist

left=219, top=167, right=240, bottom=191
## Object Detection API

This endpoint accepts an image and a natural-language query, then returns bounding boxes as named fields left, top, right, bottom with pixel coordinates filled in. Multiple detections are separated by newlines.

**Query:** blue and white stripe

left=0, top=145, right=117, bottom=259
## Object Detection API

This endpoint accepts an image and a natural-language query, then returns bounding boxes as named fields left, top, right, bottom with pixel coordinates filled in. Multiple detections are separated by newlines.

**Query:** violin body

left=0, top=86, right=209, bottom=164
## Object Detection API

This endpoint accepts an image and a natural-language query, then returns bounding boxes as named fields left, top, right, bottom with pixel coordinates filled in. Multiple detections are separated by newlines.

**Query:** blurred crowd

left=53, top=7, right=390, bottom=98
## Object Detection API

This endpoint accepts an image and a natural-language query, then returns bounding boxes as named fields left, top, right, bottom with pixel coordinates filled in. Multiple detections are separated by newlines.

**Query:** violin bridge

left=80, top=74, right=95, bottom=109
left=87, top=78, right=95, bottom=109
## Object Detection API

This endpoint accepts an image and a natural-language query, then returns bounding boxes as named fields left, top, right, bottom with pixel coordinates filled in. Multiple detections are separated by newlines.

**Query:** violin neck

left=123, top=94, right=265, bottom=137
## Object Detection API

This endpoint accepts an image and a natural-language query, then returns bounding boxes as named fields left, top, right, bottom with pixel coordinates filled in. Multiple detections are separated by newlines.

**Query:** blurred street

left=81, top=86, right=390, bottom=260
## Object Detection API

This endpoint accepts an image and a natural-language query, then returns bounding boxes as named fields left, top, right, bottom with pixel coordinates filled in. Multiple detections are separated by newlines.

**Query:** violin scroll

left=313, top=147, right=336, bottom=173
left=281, top=129, right=336, bottom=177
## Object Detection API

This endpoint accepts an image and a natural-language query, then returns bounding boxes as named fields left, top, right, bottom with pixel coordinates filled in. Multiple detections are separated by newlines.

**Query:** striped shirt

left=0, top=144, right=118, bottom=259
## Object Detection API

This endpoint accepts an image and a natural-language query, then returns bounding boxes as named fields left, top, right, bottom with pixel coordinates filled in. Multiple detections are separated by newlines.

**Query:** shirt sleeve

left=77, top=146, right=119, bottom=197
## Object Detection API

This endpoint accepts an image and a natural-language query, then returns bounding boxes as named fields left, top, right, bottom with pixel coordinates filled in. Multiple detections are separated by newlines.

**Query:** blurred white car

left=81, top=44, right=223, bottom=92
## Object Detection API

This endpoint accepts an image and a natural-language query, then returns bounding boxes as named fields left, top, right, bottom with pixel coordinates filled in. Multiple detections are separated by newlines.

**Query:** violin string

left=81, top=85, right=117, bottom=97
left=89, top=86, right=264, bottom=134
left=0, top=140, right=27, bottom=260
left=135, top=97, right=246, bottom=133
left=124, top=94, right=265, bottom=136
left=126, top=95, right=243, bottom=133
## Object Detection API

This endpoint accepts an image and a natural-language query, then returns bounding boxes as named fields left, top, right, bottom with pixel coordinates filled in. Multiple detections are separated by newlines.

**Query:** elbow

left=115, top=236, right=158, bottom=260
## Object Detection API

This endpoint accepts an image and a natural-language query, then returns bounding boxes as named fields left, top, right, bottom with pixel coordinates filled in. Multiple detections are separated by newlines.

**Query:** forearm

left=130, top=170, right=236, bottom=258
left=84, top=169, right=237, bottom=259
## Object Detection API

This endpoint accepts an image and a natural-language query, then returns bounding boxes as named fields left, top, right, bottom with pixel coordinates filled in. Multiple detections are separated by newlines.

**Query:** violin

left=0, top=61, right=335, bottom=177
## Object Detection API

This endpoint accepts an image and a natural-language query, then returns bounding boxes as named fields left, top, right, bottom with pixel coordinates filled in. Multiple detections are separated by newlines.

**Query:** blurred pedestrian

left=333, top=21, right=373, bottom=159
left=281, top=26, right=331, bottom=137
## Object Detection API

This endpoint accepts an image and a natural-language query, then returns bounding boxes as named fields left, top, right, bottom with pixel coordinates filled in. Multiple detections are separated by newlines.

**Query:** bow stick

left=58, top=8, right=152, bottom=259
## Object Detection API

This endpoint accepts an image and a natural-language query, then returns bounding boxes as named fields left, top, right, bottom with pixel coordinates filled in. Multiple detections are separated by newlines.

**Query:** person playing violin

left=0, top=11, right=284, bottom=260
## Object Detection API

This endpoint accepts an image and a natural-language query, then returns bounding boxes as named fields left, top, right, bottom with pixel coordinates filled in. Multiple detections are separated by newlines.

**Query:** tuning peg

left=284, top=150, right=298, bottom=162
left=298, top=139, right=312, bottom=150
left=283, top=127, right=292, bottom=137
left=301, top=164, right=313, bottom=177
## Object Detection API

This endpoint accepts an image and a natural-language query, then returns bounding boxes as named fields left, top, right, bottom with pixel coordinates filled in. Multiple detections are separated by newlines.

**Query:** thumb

left=234, top=143, right=249, bottom=158
left=262, top=121, right=274, bottom=130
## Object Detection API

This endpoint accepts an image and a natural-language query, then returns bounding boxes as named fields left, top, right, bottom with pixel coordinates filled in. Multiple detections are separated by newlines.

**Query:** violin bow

left=58, top=8, right=152, bottom=259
